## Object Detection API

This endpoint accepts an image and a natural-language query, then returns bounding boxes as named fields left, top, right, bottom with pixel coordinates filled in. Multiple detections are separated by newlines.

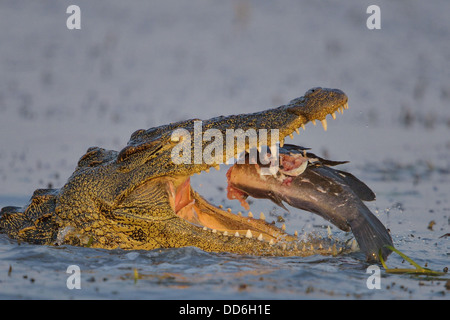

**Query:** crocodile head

left=49, top=87, right=358, bottom=256
left=2, top=87, right=392, bottom=261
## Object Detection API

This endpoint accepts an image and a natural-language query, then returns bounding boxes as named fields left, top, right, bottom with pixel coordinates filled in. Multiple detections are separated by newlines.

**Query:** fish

left=226, top=144, right=393, bottom=261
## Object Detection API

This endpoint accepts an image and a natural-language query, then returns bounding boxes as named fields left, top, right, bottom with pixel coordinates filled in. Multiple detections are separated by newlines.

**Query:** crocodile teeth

left=289, top=133, right=294, bottom=139
left=344, top=102, right=349, bottom=110
left=245, top=229, right=252, bottom=238
left=214, top=164, right=220, bottom=171
left=311, top=119, right=316, bottom=125
left=235, top=232, right=240, bottom=237
left=223, top=231, right=228, bottom=236
left=331, top=112, right=336, bottom=120
left=301, top=124, right=306, bottom=130
left=321, top=119, right=328, bottom=131
left=248, top=211, right=253, bottom=218
left=351, top=239, right=359, bottom=251
left=257, top=233, right=263, bottom=241
left=259, top=212, right=265, bottom=220
left=280, top=139, right=284, bottom=147
left=281, top=223, right=286, bottom=231
left=294, top=128, right=300, bottom=135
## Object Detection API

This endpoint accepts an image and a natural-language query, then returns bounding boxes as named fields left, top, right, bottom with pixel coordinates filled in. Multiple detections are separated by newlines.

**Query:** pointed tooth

left=248, top=211, right=253, bottom=218
left=351, top=239, right=359, bottom=251
left=281, top=223, right=286, bottom=231
left=311, top=119, right=316, bottom=125
left=259, top=212, right=266, bottom=220
left=321, top=119, right=328, bottom=131
left=235, top=232, right=240, bottom=237
left=295, top=128, right=300, bottom=135
left=344, top=102, right=349, bottom=110
left=332, top=244, right=337, bottom=255
left=301, top=124, right=306, bottom=130
left=310, top=244, right=314, bottom=251
left=245, top=229, right=252, bottom=238
left=327, top=225, right=332, bottom=238
left=223, top=231, right=228, bottom=236
left=331, top=112, right=336, bottom=120
left=302, top=245, right=306, bottom=252
left=281, top=243, right=287, bottom=250
left=280, top=139, right=284, bottom=147
left=238, top=211, right=242, bottom=216
left=205, top=168, right=210, bottom=173
left=294, top=230, right=298, bottom=237
left=171, top=135, right=180, bottom=142
left=269, top=239, right=274, bottom=245
left=203, top=226, right=208, bottom=231
left=257, top=233, right=263, bottom=241
left=214, top=164, right=220, bottom=171
left=289, top=133, right=294, bottom=139
left=319, top=243, right=323, bottom=249
left=212, top=229, right=217, bottom=233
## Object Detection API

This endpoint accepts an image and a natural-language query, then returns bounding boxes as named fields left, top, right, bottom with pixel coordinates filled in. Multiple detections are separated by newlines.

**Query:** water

left=0, top=152, right=448, bottom=299
left=0, top=1, right=449, bottom=300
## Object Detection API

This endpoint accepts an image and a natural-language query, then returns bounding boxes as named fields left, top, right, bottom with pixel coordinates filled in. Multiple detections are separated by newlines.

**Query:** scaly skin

left=0, top=87, right=352, bottom=257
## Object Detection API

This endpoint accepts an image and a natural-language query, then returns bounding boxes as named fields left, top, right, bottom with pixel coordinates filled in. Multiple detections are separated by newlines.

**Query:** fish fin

left=334, top=170, right=376, bottom=201
left=349, top=203, right=393, bottom=262
left=268, top=192, right=290, bottom=212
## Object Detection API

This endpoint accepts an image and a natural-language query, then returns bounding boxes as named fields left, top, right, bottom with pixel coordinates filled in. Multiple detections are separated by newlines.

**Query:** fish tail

left=349, top=203, right=393, bottom=262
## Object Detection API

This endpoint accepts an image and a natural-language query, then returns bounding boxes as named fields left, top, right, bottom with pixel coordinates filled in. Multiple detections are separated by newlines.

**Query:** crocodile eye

left=306, top=87, right=322, bottom=95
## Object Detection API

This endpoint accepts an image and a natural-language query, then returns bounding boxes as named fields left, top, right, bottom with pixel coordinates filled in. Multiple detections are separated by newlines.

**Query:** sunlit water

left=0, top=146, right=448, bottom=299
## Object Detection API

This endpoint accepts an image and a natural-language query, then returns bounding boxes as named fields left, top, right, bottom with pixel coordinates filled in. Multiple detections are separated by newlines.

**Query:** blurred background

left=1, top=0, right=449, bottom=198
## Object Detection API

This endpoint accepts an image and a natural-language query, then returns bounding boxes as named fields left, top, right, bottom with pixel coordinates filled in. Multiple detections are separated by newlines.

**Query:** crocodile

left=0, top=87, right=393, bottom=261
